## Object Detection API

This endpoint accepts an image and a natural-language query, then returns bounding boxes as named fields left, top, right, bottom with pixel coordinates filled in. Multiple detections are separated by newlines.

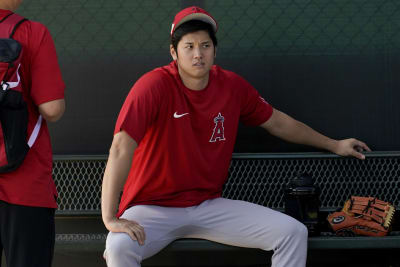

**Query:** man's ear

left=170, top=44, right=177, bottom=60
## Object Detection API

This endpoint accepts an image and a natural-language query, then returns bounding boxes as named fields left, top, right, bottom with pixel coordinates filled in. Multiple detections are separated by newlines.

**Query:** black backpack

left=0, top=13, right=42, bottom=173
left=284, top=172, right=321, bottom=236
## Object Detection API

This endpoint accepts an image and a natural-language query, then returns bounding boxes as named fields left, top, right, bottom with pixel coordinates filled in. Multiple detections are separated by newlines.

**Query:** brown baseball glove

left=327, top=196, right=395, bottom=237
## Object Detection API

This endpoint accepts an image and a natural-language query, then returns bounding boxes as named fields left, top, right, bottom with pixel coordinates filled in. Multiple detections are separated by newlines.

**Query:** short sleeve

left=114, top=71, right=163, bottom=144
left=238, top=76, right=273, bottom=126
left=25, top=22, right=65, bottom=105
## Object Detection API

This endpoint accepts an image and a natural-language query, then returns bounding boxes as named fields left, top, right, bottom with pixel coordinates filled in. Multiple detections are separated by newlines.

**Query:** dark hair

left=171, top=20, right=218, bottom=57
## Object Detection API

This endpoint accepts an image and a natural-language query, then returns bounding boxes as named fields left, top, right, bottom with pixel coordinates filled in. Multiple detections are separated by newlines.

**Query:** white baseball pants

left=104, top=198, right=307, bottom=267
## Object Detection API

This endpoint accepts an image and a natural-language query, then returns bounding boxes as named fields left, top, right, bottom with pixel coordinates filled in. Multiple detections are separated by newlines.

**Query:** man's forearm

left=282, top=119, right=338, bottom=153
left=262, top=109, right=339, bottom=153
left=101, top=157, right=129, bottom=224
left=101, top=132, right=137, bottom=226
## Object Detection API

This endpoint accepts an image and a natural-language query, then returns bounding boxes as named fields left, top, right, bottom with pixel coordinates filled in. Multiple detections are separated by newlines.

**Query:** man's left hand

left=334, top=138, right=371, bottom=160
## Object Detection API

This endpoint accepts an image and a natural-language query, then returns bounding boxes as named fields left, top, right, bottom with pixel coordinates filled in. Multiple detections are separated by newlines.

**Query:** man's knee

left=277, top=217, right=308, bottom=243
left=105, top=232, right=142, bottom=265
left=294, top=221, right=308, bottom=240
left=285, top=219, right=308, bottom=242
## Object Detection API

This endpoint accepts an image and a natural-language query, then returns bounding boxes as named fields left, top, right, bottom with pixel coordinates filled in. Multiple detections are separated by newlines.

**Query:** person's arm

left=101, top=131, right=146, bottom=245
left=38, top=99, right=65, bottom=122
left=261, top=108, right=371, bottom=159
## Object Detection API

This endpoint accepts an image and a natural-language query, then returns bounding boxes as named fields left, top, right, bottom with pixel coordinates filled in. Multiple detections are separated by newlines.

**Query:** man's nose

left=193, top=46, right=202, bottom=58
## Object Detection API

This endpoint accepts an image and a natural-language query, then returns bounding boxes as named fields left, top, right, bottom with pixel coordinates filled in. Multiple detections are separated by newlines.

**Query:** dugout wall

left=18, top=0, right=400, bottom=154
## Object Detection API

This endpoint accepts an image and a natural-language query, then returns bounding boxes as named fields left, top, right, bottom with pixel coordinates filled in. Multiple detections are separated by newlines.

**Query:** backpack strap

left=2, top=63, right=21, bottom=91
left=0, top=13, right=27, bottom=39
left=27, top=115, right=42, bottom=148
left=0, top=13, right=27, bottom=90
left=0, top=13, right=14, bottom=23
left=9, top=18, right=28, bottom=39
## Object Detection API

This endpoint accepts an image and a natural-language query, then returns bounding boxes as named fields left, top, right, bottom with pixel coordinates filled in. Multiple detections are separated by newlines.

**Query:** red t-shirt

left=0, top=10, right=65, bottom=208
left=115, top=61, right=273, bottom=217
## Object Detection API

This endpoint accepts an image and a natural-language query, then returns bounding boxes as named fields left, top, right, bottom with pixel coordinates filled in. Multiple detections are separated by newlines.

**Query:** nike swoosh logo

left=174, top=112, right=189, bottom=118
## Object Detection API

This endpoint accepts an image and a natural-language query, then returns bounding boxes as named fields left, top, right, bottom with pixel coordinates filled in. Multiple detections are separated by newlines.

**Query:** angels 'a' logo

left=209, top=113, right=226, bottom=142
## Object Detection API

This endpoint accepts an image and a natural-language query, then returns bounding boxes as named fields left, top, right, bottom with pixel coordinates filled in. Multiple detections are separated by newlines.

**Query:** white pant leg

left=185, top=198, right=308, bottom=267
left=104, top=205, right=190, bottom=267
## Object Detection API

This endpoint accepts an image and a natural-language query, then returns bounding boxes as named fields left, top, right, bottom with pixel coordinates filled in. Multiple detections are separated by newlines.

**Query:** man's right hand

left=105, top=218, right=146, bottom=246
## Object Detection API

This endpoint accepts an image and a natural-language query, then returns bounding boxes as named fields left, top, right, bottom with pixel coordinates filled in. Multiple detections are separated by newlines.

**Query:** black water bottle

left=284, top=172, right=321, bottom=236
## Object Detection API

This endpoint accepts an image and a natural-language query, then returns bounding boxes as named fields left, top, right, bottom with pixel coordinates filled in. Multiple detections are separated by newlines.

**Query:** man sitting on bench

left=101, top=6, right=370, bottom=267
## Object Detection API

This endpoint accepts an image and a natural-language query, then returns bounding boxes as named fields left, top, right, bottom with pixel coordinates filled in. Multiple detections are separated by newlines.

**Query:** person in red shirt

left=102, top=6, right=370, bottom=267
left=0, top=0, right=65, bottom=267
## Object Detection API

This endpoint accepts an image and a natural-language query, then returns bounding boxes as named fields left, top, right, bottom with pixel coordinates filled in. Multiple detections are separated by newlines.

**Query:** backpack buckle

left=1, top=82, right=10, bottom=91
left=0, top=82, right=9, bottom=103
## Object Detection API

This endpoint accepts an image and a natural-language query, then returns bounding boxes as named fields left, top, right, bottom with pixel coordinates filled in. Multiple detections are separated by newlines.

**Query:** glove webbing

left=346, top=197, right=395, bottom=228
left=349, top=196, right=389, bottom=208
left=349, top=206, right=386, bottom=224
